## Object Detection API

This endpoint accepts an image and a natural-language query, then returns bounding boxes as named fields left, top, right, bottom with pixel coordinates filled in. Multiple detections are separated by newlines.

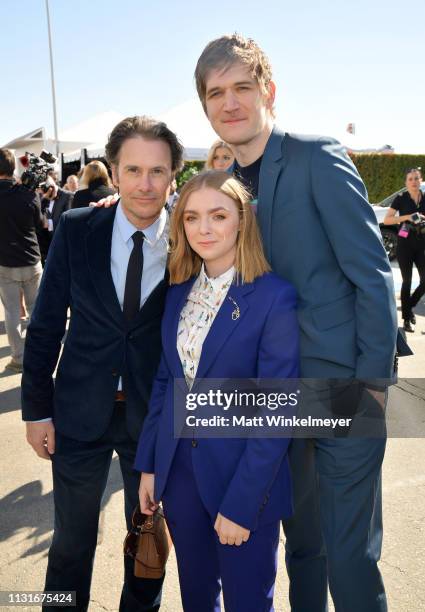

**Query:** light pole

left=45, top=0, right=59, bottom=157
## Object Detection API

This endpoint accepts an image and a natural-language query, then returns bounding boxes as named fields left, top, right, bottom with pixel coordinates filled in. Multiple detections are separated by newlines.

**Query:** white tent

left=61, top=111, right=125, bottom=163
left=3, top=111, right=125, bottom=163
left=158, top=98, right=217, bottom=160
left=84, top=100, right=216, bottom=162
left=3, top=125, right=92, bottom=161
left=4, top=103, right=218, bottom=167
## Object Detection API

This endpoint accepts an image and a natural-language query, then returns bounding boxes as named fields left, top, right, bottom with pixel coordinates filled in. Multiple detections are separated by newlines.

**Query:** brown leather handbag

left=123, top=505, right=172, bottom=579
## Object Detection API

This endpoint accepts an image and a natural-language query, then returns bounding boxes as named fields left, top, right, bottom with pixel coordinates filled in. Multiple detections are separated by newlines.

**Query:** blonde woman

left=205, top=140, right=234, bottom=170
left=71, top=160, right=114, bottom=208
left=135, top=171, right=299, bottom=612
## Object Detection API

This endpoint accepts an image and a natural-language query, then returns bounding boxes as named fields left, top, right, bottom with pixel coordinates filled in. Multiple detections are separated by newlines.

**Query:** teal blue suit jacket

left=257, top=128, right=397, bottom=379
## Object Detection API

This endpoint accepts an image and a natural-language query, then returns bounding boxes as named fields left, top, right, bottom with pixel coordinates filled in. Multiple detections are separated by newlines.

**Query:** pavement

left=0, top=266, right=424, bottom=611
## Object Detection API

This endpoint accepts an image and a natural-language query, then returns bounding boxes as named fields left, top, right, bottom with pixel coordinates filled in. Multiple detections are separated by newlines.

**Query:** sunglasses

left=405, top=167, right=422, bottom=177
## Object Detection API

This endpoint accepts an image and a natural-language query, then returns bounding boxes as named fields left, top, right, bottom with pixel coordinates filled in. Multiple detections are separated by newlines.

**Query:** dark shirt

left=391, top=190, right=425, bottom=216
left=71, top=179, right=115, bottom=209
left=233, top=156, right=262, bottom=212
left=0, top=179, right=45, bottom=267
left=392, top=191, right=425, bottom=239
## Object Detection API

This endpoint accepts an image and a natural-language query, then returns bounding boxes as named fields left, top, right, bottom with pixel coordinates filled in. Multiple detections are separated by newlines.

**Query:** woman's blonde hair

left=169, top=170, right=270, bottom=284
left=81, top=160, right=112, bottom=188
left=205, top=140, right=234, bottom=170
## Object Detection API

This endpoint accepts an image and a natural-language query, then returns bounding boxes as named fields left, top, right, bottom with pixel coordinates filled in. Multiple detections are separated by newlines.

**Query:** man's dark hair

left=105, top=115, right=184, bottom=173
left=0, top=148, right=15, bottom=177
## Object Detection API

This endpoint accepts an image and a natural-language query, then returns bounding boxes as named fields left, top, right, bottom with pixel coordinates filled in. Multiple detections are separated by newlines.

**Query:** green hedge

left=176, top=161, right=205, bottom=189
left=350, top=154, right=425, bottom=204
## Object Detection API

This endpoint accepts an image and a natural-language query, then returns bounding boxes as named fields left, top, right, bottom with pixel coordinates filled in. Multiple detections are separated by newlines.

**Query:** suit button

left=128, top=334, right=134, bottom=340
left=191, top=440, right=198, bottom=448
left=111, top=369, right=118, bottom=377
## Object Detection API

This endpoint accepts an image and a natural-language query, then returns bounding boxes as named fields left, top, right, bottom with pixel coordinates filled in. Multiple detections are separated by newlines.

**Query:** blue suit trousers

left=283, top=435, right=387, bottom=612
left=162, top=439, right=281, bottom=612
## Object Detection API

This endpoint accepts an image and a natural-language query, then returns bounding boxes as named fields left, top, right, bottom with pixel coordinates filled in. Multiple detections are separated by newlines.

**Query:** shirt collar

left=199, top=263, right=235, bottom=293
left=116, top=202, right=167, bottom=246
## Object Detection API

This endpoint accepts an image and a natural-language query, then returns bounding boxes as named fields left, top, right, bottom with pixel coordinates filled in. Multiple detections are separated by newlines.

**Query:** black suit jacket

left=38, top=188, right=74, bottom=261
left=21, top=206, right=168, bottom=442
left=71, top=180, right=115, bottom=209
left=41, top=187, right=73, bottom=230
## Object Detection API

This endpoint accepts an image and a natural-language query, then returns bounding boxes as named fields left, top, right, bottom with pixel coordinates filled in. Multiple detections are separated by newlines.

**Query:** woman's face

left=212, top=146, right=234, bottom=171
left=406, top=170, right=422, bottom=190
left=183, top=186, right=240, bottom=272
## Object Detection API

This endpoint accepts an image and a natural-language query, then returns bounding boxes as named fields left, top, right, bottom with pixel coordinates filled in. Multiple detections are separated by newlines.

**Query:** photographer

left=0, top=148, right=46, bottom=373
left=38, top=173, right=73, bottom=264
left=384, top=168, right=425, bottom=332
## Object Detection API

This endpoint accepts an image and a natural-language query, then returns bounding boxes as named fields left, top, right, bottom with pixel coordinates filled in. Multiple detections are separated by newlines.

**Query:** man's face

left=111, top=137, right=173, bottom=229
left=204, top=62, right=275, bottom=147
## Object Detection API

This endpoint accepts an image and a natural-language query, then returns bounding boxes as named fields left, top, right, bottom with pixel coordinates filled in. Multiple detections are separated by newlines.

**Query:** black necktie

left=123, top=231, right=145, bottom=321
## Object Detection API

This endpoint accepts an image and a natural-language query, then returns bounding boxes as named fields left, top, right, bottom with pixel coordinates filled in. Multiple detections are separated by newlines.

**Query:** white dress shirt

left=111, top=202, right=169, bottom=390
left=111, top=202, right=169, bottom=309
left=47, top=200, right=55, bottom=231
left=177, top=264, right=235, bottom=388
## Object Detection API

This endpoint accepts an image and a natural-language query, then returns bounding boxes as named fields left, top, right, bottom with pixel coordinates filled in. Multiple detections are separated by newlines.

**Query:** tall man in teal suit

left=194, top=34, right=397, bottom=612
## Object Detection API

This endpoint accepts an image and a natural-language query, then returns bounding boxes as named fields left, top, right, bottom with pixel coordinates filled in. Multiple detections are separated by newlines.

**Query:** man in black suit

left=22, top=116, right=184, bottom=612
left=38, top=178, right=74, bottom=264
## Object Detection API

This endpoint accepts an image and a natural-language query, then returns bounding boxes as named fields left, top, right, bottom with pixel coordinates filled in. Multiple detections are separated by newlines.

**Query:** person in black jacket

left=384, top=168, right=425, bottom=332
left=38, top=177, right=74, bottom=264
left=71, top=160, right=115, bottom=209
left=0, top=148, right=46, bottom=372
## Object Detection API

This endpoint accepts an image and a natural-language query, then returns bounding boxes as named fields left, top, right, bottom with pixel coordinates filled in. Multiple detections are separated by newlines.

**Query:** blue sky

left=2, top=0, right=424, bottom=152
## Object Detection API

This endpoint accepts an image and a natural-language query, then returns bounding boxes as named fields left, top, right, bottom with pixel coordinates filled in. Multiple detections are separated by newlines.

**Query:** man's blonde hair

left=195, top=34, right=273, bottom=114
left=168, top=170, right=270, bottom=284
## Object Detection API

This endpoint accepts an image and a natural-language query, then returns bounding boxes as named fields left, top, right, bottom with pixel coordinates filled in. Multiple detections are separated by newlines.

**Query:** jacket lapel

left=192, top=282, right=254, bottom=386
left=257, top=126, right=287, bottom=261
left=86, top=207, right=125, bottom=325
left=128, top=268, right=169, bottom=330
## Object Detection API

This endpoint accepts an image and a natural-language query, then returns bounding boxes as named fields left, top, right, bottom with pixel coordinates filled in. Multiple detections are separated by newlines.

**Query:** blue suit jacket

left=134, top=272, right=299, bottom=531
left=256, top=128, right=397, bottom=379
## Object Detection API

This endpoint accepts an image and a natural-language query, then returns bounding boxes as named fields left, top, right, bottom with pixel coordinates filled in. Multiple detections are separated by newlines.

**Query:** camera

left=39, top=179, right=55, bottom=194
left=19, top=150, right=57, bottom=191
left=410, top=212, right=425, bottom=235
